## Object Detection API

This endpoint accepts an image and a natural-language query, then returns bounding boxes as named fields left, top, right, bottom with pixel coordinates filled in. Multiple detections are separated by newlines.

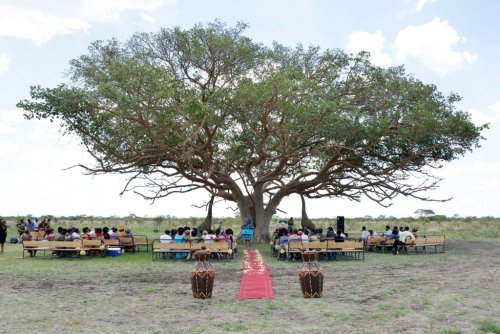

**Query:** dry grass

left=0, top=239, right=499, bottom=334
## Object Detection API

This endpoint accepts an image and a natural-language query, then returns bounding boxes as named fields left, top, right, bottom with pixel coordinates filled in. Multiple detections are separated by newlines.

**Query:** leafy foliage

left=18, top=21, right=486, bottom=239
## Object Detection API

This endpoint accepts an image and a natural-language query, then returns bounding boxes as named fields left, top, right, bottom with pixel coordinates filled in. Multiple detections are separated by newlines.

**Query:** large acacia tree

left=18, top=22, right=485, bottom=239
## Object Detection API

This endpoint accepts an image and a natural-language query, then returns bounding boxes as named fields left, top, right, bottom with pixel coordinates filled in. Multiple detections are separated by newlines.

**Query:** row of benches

left=151, top=240, right=233, bottom=260
left=21, top=236, right=151, bottom=258
left=285, top=240, right=365, bottom=260
left=276, top=235, right=446, bottom=260
left=23, top=239, right=107, bottom=258
left=365, top=235, right=446, bottom=253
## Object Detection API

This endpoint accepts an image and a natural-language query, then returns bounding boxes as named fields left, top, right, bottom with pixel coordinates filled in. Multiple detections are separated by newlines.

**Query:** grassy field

left=0, top=218, right=499, bottom=334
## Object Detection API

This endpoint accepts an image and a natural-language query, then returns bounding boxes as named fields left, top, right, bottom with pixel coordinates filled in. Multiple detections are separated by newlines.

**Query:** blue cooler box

left=107, top=247, right=121, bottom=256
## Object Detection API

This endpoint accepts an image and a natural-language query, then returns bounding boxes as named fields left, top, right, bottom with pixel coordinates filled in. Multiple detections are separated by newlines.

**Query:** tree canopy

left=18, top=21, right=486, bottom=239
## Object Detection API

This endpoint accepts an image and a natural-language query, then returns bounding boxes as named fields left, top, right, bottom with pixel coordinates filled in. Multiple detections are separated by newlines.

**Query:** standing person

left=287, top=217, right=294, bottom=234
left=0, top=219, right=8, bottom=253
left=16, top=219, right=26, bottom=237
left=38, top=219, right=48, bottom=231
left=361, top=226, right=369, bottom=248
left=225, top=228, right=236, bottom=257
left=26, top=219, right=36, bottom=232
left=241, top=217, right=254, bottom=247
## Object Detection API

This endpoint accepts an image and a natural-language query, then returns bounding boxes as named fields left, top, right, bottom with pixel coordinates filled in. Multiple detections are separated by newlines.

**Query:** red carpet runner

left=237, top=249, right=274, bottom=299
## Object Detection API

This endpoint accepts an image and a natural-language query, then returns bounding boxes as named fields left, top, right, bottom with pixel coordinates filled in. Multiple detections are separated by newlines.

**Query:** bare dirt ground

left=0, top=240, right=498, bottom=334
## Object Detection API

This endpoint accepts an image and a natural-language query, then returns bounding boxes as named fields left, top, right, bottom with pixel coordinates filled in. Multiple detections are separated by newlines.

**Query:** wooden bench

left=133, top=235, right=149, bottom=252
left=22, top=240, right=53, bottom=257
left=119, top=237, right=136, bottom=253
left=82, top=239, right=107, bottom=256
left=151, top=240, right=191, bottom=260
left=103, top=239, right=120, bottom=248
left=22, top=240, right=83, bottom=258
left=204, top=242, right=230, bottom=259
left=365, top=236, right=395, bottom=253
left=286, top=239, right=304, bottom=259
left=325, top=240, right=365, bottom=260
left=366, top=236, right=384, bottom=251
left=404, top=235, right=445, bottom=253
left=286, top=239, right=364, bottom=261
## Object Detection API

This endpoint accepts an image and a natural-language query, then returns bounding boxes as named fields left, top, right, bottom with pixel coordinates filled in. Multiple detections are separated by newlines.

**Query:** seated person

left=397, top=226, right=416, bottom=254
left=102, top=227, right=111, bottom=240
left=80, top=227, right=90, bottom=240
left=109, top=227, right=118, bottom=240
left=174, top=227, right=188, bottom=259
left=44, top=228, right=55, bottom=241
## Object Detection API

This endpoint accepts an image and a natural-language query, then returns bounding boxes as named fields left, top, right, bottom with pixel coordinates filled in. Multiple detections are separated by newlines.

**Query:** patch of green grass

left=266, top=302, right=279, bottom=310
left=479, top=319, right=500, bottom=333
left=324, top=311, right=351, bottom=321
left=369, top=313, right=384, bottom=320
left=350, top=291, right=359, bottom=296
left=450, top=295, right=465, bottom=302
left=379, top=303, right=391, bottom=310
left=379, top=291, right=389, bottom=300
left=394, top=308, right=407, bottom=318
left=440, top=330, right=462, bottom=334
left=142, top=286, right=156, bottom=294
left=224, top=322, right=248, bottom=332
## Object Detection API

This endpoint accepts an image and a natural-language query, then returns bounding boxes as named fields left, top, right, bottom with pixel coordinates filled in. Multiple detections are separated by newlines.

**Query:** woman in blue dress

left=241, top=217, right=254, bottom=246
left=174, top=227, right=188, bottom=259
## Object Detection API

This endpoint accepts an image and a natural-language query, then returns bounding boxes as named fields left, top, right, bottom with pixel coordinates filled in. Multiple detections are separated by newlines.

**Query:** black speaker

left=337, top=216, right=345, bottom=232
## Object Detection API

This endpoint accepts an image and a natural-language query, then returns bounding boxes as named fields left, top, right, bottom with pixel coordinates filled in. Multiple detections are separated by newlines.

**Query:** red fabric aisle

left=237, top=249, right=274, bottom=299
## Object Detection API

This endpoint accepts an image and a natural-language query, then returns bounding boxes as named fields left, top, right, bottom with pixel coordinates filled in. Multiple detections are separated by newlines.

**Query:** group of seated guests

left=20, top=225, right=133, bottom=242
left=271, top=227, right=348, bottom=260
left=359, top=225, right=417, bottom=255
left=159, top=226, right=236, bottom=259
left=20, top=225, right=135, bottom=257
left=376, top=225, right=417, bottom=255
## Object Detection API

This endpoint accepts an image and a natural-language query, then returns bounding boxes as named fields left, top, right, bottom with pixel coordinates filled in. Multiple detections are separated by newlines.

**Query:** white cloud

left=0, top=6, right=90, bottom=46
left=347, top=30, right=392, bottom=67
left=0, top=109, right=25, bottom=134
left=394, top=18, right=477, bottom=76
left=468, top=102, right=500, bottom=126
left=140, top=12, right=156, bottom=24
left=0, top=53, right=11, bottom=74
left=0, top=0, right=176, bottom=45
left=415, top=0, right=437, bottom=11
left=0, top=141, right=17, bottom=157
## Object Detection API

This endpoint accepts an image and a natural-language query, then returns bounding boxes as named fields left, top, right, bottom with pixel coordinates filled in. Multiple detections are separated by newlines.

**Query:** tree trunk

left=197, top=195, right=214, bottom=231
left=300, top=194, right=316, bottom=231
left=236, top=187, right=277, bottom=241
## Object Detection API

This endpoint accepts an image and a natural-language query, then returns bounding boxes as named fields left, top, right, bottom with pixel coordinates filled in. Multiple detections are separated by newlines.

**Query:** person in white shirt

left=202, top=229, right=215, bottom=243
left=397, top=226, right=416, bottom=254
left=159, top=230, right=173, bottom=259
left=361, top=226, right=369, bottom=247
left=160, top=230, right=172, bottom=243
left=71, top=228, right=81, bottom=240
left=384, top=225, right=392, bottom=238
left=301, top=229, right=309, bottom=242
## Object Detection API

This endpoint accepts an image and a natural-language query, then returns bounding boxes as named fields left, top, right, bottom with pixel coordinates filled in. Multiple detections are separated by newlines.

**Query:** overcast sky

left=1, top=0, right=499, bottom=219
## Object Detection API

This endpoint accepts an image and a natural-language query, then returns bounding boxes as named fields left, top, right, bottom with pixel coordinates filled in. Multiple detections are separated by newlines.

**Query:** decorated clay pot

left=299, top=250, right=323, bottom=298
left=190, top=248, right=215, bottom=299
